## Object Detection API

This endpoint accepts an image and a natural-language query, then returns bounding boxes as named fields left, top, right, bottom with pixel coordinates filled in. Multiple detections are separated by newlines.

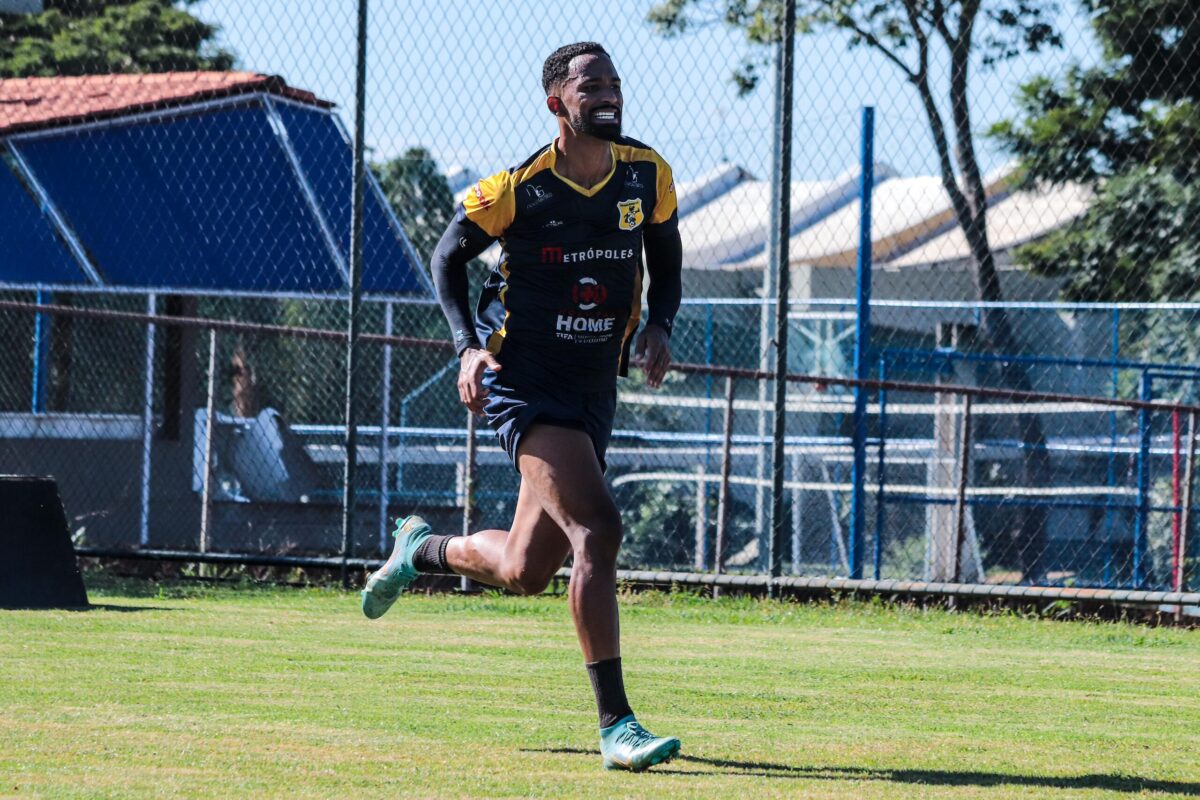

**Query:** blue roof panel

left=9, top=100, right=344, bottom=292
left=271, top=102, right=429, bottom=295
left=0, top=161, right=88, bottom=285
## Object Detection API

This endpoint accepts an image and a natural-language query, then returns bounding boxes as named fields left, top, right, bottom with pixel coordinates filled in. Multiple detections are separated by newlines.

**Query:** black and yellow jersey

left=448, top=136, right=679, bottom=392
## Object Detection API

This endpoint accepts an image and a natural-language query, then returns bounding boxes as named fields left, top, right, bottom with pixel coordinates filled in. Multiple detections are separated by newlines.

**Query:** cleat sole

left=603, top=739, right=681, bottom=772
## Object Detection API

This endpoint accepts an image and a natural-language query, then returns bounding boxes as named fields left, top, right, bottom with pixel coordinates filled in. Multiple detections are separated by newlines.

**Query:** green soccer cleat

left=599, top=715, right=681, bottom=772
left=360, top=515, right=433, bottom=620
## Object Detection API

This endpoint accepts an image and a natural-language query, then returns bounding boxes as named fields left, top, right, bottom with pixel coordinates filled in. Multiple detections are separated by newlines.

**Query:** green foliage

left=372, top=147, right=456, bottom=266
left=1015, top=170, right=1200, bottom=303
left=616, top=478, right=758, bottom=571
left=0, top=0, right=235, bottom=77
left=647, top=0, right=1061, bottom=96
left=993, top=0, right=1200, bottom=306
left=618, top=480, right=698, bottom=568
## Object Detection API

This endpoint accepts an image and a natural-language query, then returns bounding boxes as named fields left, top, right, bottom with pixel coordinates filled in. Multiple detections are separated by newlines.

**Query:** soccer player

left=361, top=42, right=683, bottom=772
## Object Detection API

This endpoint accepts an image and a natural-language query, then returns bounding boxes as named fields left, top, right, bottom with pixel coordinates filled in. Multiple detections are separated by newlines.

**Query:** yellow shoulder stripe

left=463, top=170, right=516, bottom=238
left=512, top=147, right=554, bottom=187
left=612, top=145, right=678, bottom=225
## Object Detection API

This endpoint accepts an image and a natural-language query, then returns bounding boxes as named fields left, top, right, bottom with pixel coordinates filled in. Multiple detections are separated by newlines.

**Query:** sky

left=191, top=0, right=1100, bottom=184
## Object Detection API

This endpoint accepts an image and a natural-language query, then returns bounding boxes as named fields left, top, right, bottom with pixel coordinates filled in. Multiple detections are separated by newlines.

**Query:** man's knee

left=501, top=562, right=557, bottom=596
left=570, top=508, right=624, bottom=565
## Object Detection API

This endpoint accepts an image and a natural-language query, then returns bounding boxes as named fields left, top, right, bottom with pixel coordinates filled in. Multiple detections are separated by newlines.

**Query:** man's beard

left=570, top=109, right=622, bottom=141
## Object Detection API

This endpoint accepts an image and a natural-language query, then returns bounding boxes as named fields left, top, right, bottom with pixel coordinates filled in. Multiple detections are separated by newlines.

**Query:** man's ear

left=546, top=96, right=563, bottom=115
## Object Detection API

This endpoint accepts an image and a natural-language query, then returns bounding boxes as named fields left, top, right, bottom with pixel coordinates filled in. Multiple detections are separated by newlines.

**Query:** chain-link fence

left=1, top=0, right=1198, bottom=597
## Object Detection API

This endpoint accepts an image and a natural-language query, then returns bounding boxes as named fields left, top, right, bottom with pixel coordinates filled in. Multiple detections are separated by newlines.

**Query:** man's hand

left=457, top=348, right=502, bottom=414
left=633, top=324, right=671, bottom=389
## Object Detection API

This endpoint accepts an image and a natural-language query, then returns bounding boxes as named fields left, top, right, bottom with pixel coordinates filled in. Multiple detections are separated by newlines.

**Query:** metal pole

left=1103, top=308, right=1120, bottom=586
left=1178, top=411, right=1195, bottom=594
left=848, top=106, right=875, bottom=580
left=341, top=0, right=370, bottom=590
left=694, top=465, right=707, bottom=571
left=139, top=293, right=157, bottom=547
left=790, top=450, right=802, bottom=575
left=873, top=357, right=888, bottom=580
left=767, top=0, right=797, bottom=595
left=756, top=31, right=786, bottom=566
left=953, top=395, right=973, bottom=583
left=1133, top=372, right=1152, bottom=589
left=199, top=329, right=218, bottom=561
left=378, top=301, right=394, bottom=555
left=461, top=411, right=478, bottom=592
left=32, top=289, right=51, bottom=414
left=714, top=376, right=735, bottom=599
left=715, top=376, right=735, bottom=572
left=1172, top=409, right=1182, bottom=592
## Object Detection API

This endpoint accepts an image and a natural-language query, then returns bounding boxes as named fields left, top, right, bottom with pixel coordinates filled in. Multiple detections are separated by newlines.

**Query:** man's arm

left=430, top=212, right=504, bottom=413
left=430, top=213, right=494, bottom=356
left=642, top=209, right=682, bottom=335
left=635, top=209, right=682, bottom=389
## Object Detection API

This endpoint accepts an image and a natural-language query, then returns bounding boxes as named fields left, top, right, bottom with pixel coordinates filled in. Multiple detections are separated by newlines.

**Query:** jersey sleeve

left=649, top=157, right=677, bottom=225
left=462, top=170, right=517, bottom=238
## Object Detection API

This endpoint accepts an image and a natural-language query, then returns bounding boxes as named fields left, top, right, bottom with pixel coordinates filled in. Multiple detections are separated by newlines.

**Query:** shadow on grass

left=2, top=603, right=171, bottom=612
left=524, top=748, right=1199, bottom=795
left=82, top=603, right=175, bottom=612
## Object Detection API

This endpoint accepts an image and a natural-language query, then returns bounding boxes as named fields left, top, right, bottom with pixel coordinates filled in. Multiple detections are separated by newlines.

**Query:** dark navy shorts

left=481, top=374, right=617, bottom=473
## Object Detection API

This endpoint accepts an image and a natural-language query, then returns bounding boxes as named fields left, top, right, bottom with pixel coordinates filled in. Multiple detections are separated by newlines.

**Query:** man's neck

left=554, top=128, right=613, bottom=189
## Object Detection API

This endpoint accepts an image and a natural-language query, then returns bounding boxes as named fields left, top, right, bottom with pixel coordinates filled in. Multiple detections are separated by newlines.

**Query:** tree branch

left=930, top=0, right=955, bottom=47
left=840, top=16, right=919, bottom=81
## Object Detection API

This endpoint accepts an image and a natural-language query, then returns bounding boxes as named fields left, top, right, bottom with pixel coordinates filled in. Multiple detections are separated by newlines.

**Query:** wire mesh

left=1, top=0, right=1198, bottom=594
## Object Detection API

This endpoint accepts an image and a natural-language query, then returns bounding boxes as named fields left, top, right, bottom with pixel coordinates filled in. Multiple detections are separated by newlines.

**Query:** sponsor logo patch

left=540, top=245, right=635, bottom=264
left=472, top=182, right=492, bottom=209
left=571, top=277, right=608, bottom=311
left=524, top=183, right=553, bottom=209
left=617, top=198, right=644, bottom=231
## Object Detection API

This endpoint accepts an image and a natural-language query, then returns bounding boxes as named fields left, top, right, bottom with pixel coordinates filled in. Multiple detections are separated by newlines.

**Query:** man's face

left=553, top=54, right=623, bottom=141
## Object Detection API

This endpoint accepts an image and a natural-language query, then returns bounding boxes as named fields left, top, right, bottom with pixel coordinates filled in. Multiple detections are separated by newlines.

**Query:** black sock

left=586, top=657, right=634, bottom=729
left=411, top=534, right=456, bottom=574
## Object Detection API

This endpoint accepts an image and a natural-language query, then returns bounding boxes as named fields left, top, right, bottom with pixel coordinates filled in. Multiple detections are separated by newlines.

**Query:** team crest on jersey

left=617, top=198, right=644, bottom=231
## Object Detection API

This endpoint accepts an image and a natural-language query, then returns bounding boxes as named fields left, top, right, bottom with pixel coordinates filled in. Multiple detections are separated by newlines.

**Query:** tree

left=649, top=0, right=1062, bottom=580
left=992, top=1, right=1200, bottom=312
left=372, top=147, right=457, bottom=267
left=0, top=0, right=234, bottom=77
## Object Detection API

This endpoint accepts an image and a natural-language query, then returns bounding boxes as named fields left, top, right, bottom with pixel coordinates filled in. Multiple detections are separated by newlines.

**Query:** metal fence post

left=1134, top=372, right=1153, bottom=589
left=953, top=395, right=973, bottom=583
left=756, top=31, right=786, bottom=568
left=139, top=293, right=157, bottom=547
left=1103, top=307, right=1121, bottom=586
left=32, top=289, right=50, bottom=414
left=461, top=411, right=478, bottom=593
left=1173, top=409, right=1183, bottom=594
left=340, top=0, right=370, bottom=590
left=873, top=357, right=888, bottom=580
left=1179, top=411, right=1196, bottom=594
left=767, top=0, right=797, bottom=595
left=694, top=464, right=707, bottom=571
left=714, top=375, right=735, bottom=598
left=849, top=105, right=875, bottom=580
left=199, top=329, right=218, bottom=564
left=378, top=301, right=394, bottom=555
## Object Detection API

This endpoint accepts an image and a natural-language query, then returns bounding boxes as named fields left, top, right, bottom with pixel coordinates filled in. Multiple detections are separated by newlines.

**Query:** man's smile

left=591, top=106, right=620, bottom=123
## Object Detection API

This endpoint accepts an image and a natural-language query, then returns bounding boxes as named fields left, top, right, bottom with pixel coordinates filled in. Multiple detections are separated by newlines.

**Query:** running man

left=361, top=42, right=683, bottom=772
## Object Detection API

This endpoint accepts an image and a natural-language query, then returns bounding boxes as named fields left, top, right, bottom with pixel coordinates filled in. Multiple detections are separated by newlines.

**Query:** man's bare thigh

left=516, top=424, right=621, bottom=546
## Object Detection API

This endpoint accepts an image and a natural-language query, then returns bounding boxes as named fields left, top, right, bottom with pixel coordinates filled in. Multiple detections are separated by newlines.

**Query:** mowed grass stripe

left=0, top=580, right=1197, bottom=799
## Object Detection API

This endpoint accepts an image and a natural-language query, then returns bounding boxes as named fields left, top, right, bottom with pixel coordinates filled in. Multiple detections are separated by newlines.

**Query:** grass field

left=2, top=577, right=1199, bottom=799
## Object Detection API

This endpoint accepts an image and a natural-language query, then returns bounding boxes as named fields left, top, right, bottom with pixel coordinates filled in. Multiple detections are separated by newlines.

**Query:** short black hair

left=541, top=42, right=610, bottom=95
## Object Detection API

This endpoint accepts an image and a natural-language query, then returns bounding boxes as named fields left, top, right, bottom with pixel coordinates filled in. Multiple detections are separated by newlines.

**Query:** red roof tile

left=0, top=71, right=333, bottom=136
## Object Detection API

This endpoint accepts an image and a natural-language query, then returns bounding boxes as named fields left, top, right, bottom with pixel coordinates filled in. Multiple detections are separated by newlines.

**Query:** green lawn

left=2, top=578, right=1199, bottom=799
